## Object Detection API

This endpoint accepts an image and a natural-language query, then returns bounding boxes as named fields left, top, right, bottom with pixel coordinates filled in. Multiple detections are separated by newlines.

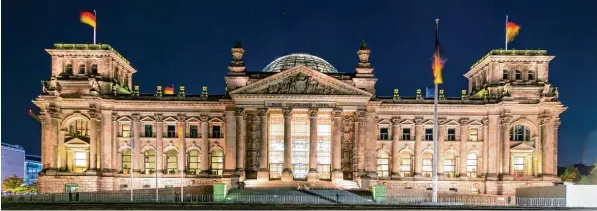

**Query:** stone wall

left=376, top=179, right=555, bottom=196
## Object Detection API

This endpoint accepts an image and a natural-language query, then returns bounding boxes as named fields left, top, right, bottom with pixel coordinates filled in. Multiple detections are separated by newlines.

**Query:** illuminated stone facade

left=34, top=42, right=565, bottom=195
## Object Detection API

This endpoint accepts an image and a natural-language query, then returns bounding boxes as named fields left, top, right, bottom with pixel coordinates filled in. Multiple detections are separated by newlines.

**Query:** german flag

left=506, top=21, right=520, bottom=43
left=432, top=19, right=444, bottom=85
left=80, top=11, right=96, bottom=28
left=164, top=86, right=174, bottom=95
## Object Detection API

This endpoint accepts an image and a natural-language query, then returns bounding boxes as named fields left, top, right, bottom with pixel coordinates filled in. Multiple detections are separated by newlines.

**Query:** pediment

left=186, top=117, right=201, bottom=123
left=511, top=142, right=535, bottom=151
left=468, top=120, right=483, bottom=126
left=423, top=119, right=435, bottom=125
left=163, top=116, right=178, bottom=123
left=230, top=65, right=372, bottom=97
left=65, top=137, right=90, bottom=145
left=445, top=119, right=460, bottom=126
left=140, top=116, right=155, bottom=122
left=117, top=116, right=132, bottom=123
left=377, top=119, right=392, bottom=125
left=209, top=117, right=224, bottom=123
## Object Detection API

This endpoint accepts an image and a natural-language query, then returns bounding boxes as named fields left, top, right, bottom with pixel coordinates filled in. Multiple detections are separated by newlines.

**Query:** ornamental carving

left=482, top=118, right=489, bottom=126
left=131, top=113, right=141, bottom=122
left=500, top=115, right=512, bottom=125
left=235, top=108, right=245, bottom=117
left=251, top=73, right=356, bottom=95
left=48, top=106, right=61, bottom=119
left=88, top=110, right=101, bottom=120
left=308, top=108, right=319, bottom=118
left=282, top=108, right=292, bottom=117
left=414, top=116, right=424, bottom=125
left=245, top=114, right=259, bottom=172
left=38, top=112, right=48, bottom=123
left=539, top=115, right=552, bottom=126
left=177, top=113, right=187, bottom=122
left=391, top=117, right=401, bottom=125
left=111, top=112, right=119, bottom=121
left=155, top=113, right=163, bottom=122
left=341, top=115, right=355, bottom=173
left=199, top=115, right=209, bottom=122
left=459, top=118, right=470, bottom=125
left=355, top=109, right=366, bottom=118
left=553, top=119, right=561, bottom=129
left=437, top=117, right=447, bottom=125
left=257, top=108, right=268, bottom=117
left=333, top=108, right=343, bottom=117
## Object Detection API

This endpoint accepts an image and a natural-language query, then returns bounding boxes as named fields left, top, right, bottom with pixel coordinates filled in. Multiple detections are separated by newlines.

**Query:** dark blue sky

left=2, top=0, right=596, bottom=165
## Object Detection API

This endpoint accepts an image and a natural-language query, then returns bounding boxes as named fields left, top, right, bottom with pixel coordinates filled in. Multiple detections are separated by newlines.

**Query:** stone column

left=281, top=108, right=293, bottom=181
left=538, top=116, right=551, bottom=177
left=112, top=113, right=119, bottom=172
left=224, top=110, right=236, bottom=176
left=200, top=115, right=210, bottom=175
left=356, top=109, right=367, bottom=176
left=88, top=112, right=98, bottom=171
left=156, top=113, right=164, bottom=174
left=459, top=118, right=469, bottom=177
left=177, top=114, right=186, bottom=172
left=257, top=108, right=269, bottom=181
left=39, top=112, right=51, bottom=170
left=235, top=108, right=246, bottom=179
left=331, top=108, right=343, bottom=182
left=132, top=114, right=141, bottom=172
left=500, top=115, right=512, bottom=180
left=391, top=117, right=401, bottom=179
left=551, top=119, right=560, bottom=177
left=482, top=118, right=489, bottom=177
left=437, top=117, right=447, bottom=178
left=308, top=109, right=319, bottom=181
left=49, top=109, right=61, bottom=170
left=414, top=117, right=423, bottom=177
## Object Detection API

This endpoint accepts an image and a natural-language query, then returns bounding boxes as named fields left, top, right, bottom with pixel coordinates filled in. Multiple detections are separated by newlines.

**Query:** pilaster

left=155, top=113, right=164, bottom=174
left=355, top=109, right=367, bottom=177
left=200, top=115, right=210, bottom=176
left=281, top=108, right=293, bottom=181
left=500, top=115, right=513, bottom=180
left=39, top=111, right=51, bottom=170
left=234, top=108, right=246, bottom=179
left=177, top=113, right=187, bottom=172
left=49, top=108, right=61, bottom=170
left=331, top=108, right=343, bottom=182
left=308, top=108, right=319, bottom=181
left=111, top=113, right=119, bottom=172
left=459, top=118, right=469, bottom=177
left=391, top=117, right=401, bottom=179
left=437, top=117, right=447, bottom=178
left=482, top=118, right=489, bottom=177
left=414, top=116, right=423, bottom=178
left=132, top=113, right=141, bottom=172
left=257, top=108, right=270, bottom=181
left=88, top=110, right=99, bottom=171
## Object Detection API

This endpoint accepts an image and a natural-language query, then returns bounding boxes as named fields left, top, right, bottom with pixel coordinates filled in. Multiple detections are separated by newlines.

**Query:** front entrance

left=291, top=139, right=309, bottom=179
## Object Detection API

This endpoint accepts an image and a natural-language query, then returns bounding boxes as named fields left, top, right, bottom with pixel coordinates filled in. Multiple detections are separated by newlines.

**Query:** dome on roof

left=262, top=53, right=338, bottom=73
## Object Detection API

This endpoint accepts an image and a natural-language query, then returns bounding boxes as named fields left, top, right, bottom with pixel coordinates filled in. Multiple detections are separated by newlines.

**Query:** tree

left=560, top=166, right=581, bottom=183
left=2, top=174, right=27, bottom=193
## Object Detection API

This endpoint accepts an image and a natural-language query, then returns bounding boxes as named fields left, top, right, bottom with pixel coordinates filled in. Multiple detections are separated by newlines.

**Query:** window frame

left=210, top=150, right=224, bottom=176
left=402, top=127, right=411, bottom=140
left=189, top=125, right=199, bottom=138
left=447, top=128, right=456, bottom=141
left=144, top=124, right=153, bottom=138
left=502, top=70, right=509, bottom=80
left=122, top=149, right=132, bottom=174
left=376, top=151, right=390, bottom=178
left=515, top=70, right=522, bottom=80
left=211, top=125, right=222, bottom=138
left=469, top=128, right=479, bottom=142
left=378, top=126, right=389, bottom=140
left=187, top=150, right=200, bottom=174
left=424, top=128, right=433, bottom=141
left=166, top=125, right=176, bottom=138
left=121, top=124, right=131, bottom=138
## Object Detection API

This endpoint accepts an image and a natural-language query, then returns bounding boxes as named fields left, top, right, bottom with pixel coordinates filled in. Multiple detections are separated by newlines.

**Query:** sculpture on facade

left=255, top=73, right=351, bottom=95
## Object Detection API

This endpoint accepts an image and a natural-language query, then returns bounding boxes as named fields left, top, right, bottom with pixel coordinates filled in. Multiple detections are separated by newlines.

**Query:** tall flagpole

left=93, top=10, right=97, bottom=44
left=505, top=15, right=508, bottom=50
left=156, top=138, right=159, bottom=202
left=432, top=18, right=440, bottom=203
left=180, top=122, right=185, bottom=203
left=130, top=120, right=134, bottom=202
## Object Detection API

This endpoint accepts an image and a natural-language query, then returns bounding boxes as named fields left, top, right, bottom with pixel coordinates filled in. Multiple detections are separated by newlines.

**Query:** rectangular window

left=399, top=158, right=411, bottom=177
left=513, top=156, right=525, bottom=177
left=144, top=125, right=152, bottom=137
left=422, top=158, right=433, bottom=177
left=425, top=128, right=433, bottom=141
left=190, top=125, right=198, bottom=138
left=121, top=124, right=131, bottom=138
left=379, top=127, right=389, bottom=140
left=469, top=129, right=478, bottom=142
left=167, top=125, right=176, bottom=138
left=402, top=128, right=411, bottom=140
left=74, top=151, right=87, bottom=172
left=443, top=159, right=456, bottom=177
left=447, top=128, right=456, bottom=141
left=212, top=125, right=222, bottom=138
left=269, top=114, right=284, bottom=179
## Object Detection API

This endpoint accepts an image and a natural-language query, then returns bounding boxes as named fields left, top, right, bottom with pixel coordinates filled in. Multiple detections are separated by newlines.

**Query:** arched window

left=211, top=150, right=224, bottom=176
left=398, top=152, right=413, bottom=177
left=144, top=150, right=156, bottom=174
left=466, top=153, right=478, bottom=178
left=122, top=149, right=132, bottom=174
left=114, top=68, right=120, bottom=82
left=422, top=152, right=433, bottom=177
left=515, top=70, right=522, bottom=80
left=376, top=151, right=390, bottom=178
left=528, top=71, right=535, bottom=80
left=91, top=64, right=98, bottom=75
left=502, top=70, right=509, bottom=80
left=165, top=150, right=178, bottom=174
left=187, top=150, right=200, bottom=175
left=443, top=152, right=456, bottom=178
left=69, top=119, right=89, bottom=137
left=510, top=125, right=531, bottom=141
left=65, top=64, right=73, bottom=75
left=78, top=64, right=86, bottom=75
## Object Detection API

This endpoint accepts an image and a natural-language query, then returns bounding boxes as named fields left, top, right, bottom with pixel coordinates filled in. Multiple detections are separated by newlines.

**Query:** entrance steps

left=335, top=180, right=360, bottom=190
left=242, top=180, right=338, bottom=190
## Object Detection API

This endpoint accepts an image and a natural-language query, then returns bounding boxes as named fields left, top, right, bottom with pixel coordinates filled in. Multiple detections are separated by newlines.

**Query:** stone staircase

left=335, top=180, right=360, bottom=190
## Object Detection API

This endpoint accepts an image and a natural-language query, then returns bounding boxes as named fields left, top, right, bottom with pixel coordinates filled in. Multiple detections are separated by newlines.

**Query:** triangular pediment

left=230, top=65, right=372, bottom=96
left=445, top=119, right=460, bottom=126
left=468, top=120, right=483, bottom=126
left=511, top=142, right=535, bottom=151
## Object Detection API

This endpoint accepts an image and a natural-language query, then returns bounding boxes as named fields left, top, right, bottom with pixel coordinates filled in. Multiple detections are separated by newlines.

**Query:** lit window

left=399, top=154, right=412, bottom=177
left=144, top=125, right=153, bottom=137
left=447, top=128, right=456, bottom=141
left=376, top=151, right=390, bottom=178
left=121, top=124, right=131, bottom=138
left=443, top=156, right=456, bottom=177
left=122, top=149, right=131, bottom=174
left=513, top=156, right=525, bottom=177
left=211, top=150, right=224, bottom=176
left=402, top=128, right=411, bottom=140
left=269, top=114, right=284, bottom=179
left=187, top=150, right=200, bottom=175
left=69, top=120, right=89, bottom=137
left=317, top=114, right=332, bottom=180
left=510, top=125, right=531, bottom=141
left=467, top=153, right=478, bottom=178
left=167, top=125, right=176, bottom=138
left=144, top=150, right=155, bottom=174
left=166, top=150, right=178, bottom=174
left=422, top=152, right=433, bottom=177
left=515, top=70, right=522, bottom=80
left=74, top=151, right=87, bottom=172
left=379, top=127, right=389, bottom=140
left=425, top=128, right=433, bottom=141
left=469, top=129, right=478, bottom=142
left=190, top=125, right=198, bottom=138
left=528, top=71, right=535, bottom=80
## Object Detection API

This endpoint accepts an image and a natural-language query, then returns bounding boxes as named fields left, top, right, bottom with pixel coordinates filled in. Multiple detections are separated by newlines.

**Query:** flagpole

left=156, top=139, right=159, bottom=202
left=130, top=120, right=134, bottom=202
left=505, top=15, right=508, bottom=50
left=180, top=122, right=184, bottom=203
left=432, top=18, right=440, bottom=203
left=93, top=10, right=97, bottom=44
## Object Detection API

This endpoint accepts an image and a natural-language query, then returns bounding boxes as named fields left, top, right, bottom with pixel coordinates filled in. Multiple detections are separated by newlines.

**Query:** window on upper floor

left=78, top=64, right=85, bottom=75
left=512, top=156, right=525, bottom=177
left=69, top=119, right=89, bottom=137
left=144, top=125, right=153, bottom=137
left=212, top=125, right=222, bottom=138
left=515, top=70, right=522, bottom=80
left=114, top=68, right=120, bottom=82
left=190, top=125, right=199, bottom=138
left=65, top=64, right=73, bottom=75
left=510, top=125, right=531, bottom=141
left=502, top=70, right=509, bottom=80
left=121, top=124, right=131, bottom=138
left=379, top=127, right=389, bottom=140
left=528, top=70, right=535, bottom=80
left=402, top=128, right=411, bottom=140
left=469, top=128, right=478, bottom=142
left=447, top=128, right=456, bottom=141
left=91, top=64, right=98, bottom=75
left=424, top=128, right=433, bottom=141
left=167, top=125, right=176, bottom=138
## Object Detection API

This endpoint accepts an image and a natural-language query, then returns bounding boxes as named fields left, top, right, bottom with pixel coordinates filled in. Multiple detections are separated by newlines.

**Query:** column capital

left=355, top=109, right=366, bottom=119
left=177, top=113, right=187, bottom=122
left=199, top=114, right=209, bottom=122
left=131, top=113, right=141, bottom=122
left=308, top=108, right=318, bottom=118
left=391, top=117, right=401, bottom=126
left=414, top=116, right=424, bottom=125
left=111, top=112, right=119, bottom=121
left=553, top=119, right=561, bottom=129
left=482, top=117, right=489, bottom=126
left=49, top=109, right=62, bottom=119
left=499, top=115, right=512, bottom=126
left=282, top=108, right=292, bottom=117
left=88, top=110, right=101, bottom=120
left=38, top=112, right=48, bottom=123
left=155, top=113, right=164, bottom=122
left=437, top=117, right=447, bottom=125
left=332, top=108, right=343, bottom=117
left=458, top=118, right=470, bottom=125
left=235, top=108, right=245, bottom=117
left=257, top=108, right=268, bottom=117
left=539, top=115, right=552, bottom=126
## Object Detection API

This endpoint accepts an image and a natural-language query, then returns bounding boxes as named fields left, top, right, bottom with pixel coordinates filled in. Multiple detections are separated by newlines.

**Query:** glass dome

left=262, top=53, right=338, bottom=73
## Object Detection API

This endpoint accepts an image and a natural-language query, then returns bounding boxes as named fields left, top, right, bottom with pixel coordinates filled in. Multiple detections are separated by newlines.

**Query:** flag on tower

left=506, top=21, right=521, bottom=43
left=80, top=11, right=96, bottom=28
left=432, top=21, right=444, bottom=85
left=164, top=86, right=174, bottom=95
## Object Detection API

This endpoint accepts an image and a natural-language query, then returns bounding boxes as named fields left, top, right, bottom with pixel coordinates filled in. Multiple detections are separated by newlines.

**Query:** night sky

left=2, top=0, right=596, bottom=166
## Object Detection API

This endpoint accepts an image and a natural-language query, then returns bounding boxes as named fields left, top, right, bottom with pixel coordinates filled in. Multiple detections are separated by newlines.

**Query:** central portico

left=229, top=61, right=374, bottom=182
